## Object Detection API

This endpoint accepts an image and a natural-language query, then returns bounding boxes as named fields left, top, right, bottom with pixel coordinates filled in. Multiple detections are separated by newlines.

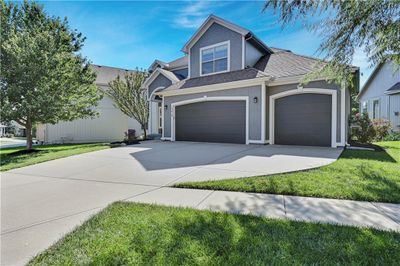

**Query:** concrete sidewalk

left=126, top=187, right=400, bottom=232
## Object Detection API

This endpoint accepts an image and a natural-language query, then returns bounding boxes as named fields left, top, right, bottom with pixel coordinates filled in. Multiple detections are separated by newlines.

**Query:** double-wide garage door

left=175, top=101, right=246, bottom=144
left=274, top=93, right=332, bottom=147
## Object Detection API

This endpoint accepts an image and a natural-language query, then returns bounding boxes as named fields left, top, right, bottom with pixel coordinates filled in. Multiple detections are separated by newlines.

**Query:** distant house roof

left=90, top=64, right=134, bottom=85
left=386, top=82, right=400, bottom=94
left=358, top=63, right=383, bottom=98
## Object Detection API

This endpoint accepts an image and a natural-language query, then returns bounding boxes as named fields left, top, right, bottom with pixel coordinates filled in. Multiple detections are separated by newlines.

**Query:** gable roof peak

left=181, top=14, right=250, bottom=53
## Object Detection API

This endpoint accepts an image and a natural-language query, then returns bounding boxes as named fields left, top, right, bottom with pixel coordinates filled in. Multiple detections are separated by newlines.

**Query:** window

left=158, top=104, right=162, bottom=129
left=200, top=41, right=229, bottom=75
left=372, top=99, right=380, bottom=119
left=361, top=101, right=367, bottom=114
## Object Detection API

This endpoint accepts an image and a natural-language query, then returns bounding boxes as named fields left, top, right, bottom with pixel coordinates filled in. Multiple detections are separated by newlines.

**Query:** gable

left=147, top=74, right=173, bottom=99
left=182, top=15, right=249, bottom=53
left=359, top=62, right=400, bottom=100
left=189, top=22, right=244, bottom=78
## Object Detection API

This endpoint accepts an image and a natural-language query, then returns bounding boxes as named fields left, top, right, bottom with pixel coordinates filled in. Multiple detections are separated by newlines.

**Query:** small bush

left=350, top=113, right=375, bottom=143
left=372, top=119, right=391, bottom=141
left=383, top=131, right=400, bottom=141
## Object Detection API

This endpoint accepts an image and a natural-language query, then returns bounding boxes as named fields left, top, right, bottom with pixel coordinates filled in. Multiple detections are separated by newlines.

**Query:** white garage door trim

left=171, top=96, right=249, bottom=144
left=269, top=88, right=338, bottom=148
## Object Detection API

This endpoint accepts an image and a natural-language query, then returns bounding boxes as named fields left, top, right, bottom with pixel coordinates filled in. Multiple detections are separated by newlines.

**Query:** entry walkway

left=126, top=187, right=400, bottom=232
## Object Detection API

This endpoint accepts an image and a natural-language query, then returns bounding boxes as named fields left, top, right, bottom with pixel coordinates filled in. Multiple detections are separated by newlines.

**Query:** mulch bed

left=347, top=140, right=385, bottom=152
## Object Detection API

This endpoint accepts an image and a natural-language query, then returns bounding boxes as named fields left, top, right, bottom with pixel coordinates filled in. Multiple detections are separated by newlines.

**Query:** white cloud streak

left=173, top=1, right=216, bottom=29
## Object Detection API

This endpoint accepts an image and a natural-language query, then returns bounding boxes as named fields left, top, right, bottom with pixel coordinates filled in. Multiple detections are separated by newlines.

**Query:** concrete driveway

left=1, top=141, right=342, bottom=265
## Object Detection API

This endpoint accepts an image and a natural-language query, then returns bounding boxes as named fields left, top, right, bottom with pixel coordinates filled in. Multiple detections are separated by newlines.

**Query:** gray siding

left=189, top=23, right=243, bottom=78
left=266, top=80, right=343, bottom=143
left=245, top=42, right=263, bottom=68
left=148, top=74, right=172, bottom=97
left=359, top=62, right=400, bottom=131
left=164, top=85, right=262, bottom=140
left=389, top=94, right=400, bottom=131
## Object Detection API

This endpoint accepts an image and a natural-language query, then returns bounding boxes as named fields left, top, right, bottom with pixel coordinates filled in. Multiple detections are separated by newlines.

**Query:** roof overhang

left=181, top=14, right=250, bottom=53
left=158, top=76, right=271, bottom=97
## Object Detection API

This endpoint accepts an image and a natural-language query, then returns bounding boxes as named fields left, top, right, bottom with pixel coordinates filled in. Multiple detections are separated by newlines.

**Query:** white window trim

left=269, top=88, right=338, bottom=148
left=372, top=98, right=380, bottom=119
left=170, top=96, right=249, bottom=144
left=199, top=40, right=230, bottom=77
left=158, top=104, right=163, bottom=130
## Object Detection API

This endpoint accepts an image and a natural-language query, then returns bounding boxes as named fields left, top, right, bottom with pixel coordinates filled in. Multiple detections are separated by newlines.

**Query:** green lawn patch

left=0, top=143, right=109, bottom=171
left=175, top=141, right=400, bottom=203
left=29, top=202, right=400, bottom=265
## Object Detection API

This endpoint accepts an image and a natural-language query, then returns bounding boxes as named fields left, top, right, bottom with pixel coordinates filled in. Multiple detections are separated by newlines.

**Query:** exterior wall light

left=164, top=105, right=168, bottom=110
left=253, top=97, right=258, bottom=103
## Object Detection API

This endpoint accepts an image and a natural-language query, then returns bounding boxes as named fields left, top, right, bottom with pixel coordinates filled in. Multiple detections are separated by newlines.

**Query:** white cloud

left=173, top=1, right=214, bottom=29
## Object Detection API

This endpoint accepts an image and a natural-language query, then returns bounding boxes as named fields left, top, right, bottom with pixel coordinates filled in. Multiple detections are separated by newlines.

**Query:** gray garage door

left=275, top=93, right=332, bottom=147
left=175, top=101, right=246, bottom=144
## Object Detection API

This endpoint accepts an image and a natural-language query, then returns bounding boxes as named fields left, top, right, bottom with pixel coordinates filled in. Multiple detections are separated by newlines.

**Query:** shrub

left=372, top=119, right=391, bottom=141
left=383, top=131, right=400, bottom=141
left=350, top=113, right=375, bottom=143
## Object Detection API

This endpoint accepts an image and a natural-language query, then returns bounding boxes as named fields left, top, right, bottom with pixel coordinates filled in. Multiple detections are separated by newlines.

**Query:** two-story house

left=144, top=15, right=358, bottom=147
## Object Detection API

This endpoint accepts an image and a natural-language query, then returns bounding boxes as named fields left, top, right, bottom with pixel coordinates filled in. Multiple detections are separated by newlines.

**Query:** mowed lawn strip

left=175, top=141, right=400, bottom=203
left=29, top=202, right=400, bottom=265
left=0, top=143, right=109, bottom=171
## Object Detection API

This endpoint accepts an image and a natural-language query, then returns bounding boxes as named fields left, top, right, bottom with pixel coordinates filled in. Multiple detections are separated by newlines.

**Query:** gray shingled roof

left=163, top=68, right=270, bottom=91
left=386, top=82, right=400, bottom=94
left=167, top=56, right=188, bottom=70
left=254, top=48, right=323, bottom=78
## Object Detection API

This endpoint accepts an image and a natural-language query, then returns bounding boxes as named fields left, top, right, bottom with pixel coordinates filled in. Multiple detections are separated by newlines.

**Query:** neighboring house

left=37, top=65, right=142, bottom=143
left=144, top=15, right=358, bottom=147
left=0, top=122, right=26, bottom=137
left=358, top=61, right=400, bottom=132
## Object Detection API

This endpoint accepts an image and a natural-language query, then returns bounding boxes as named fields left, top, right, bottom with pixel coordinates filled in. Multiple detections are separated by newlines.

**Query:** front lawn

left=0, top=143, right=109, bottom=171
left=175, top=141, right=400, bottom=203
left=29, top=202, right=400, bottom=265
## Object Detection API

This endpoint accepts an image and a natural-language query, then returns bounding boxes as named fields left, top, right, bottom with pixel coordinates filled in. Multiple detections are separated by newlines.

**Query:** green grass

left=175, top=141, right=400, bottom=203
left=29, top=202, right=400, bottom=265
left=0, top=143, right=109, bottom=171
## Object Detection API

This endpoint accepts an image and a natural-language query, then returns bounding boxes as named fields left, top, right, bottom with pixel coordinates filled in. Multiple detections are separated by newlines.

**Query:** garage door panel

left=275, top=93, right=331, bottom=147
left=175, top=101, right=246, bottom=144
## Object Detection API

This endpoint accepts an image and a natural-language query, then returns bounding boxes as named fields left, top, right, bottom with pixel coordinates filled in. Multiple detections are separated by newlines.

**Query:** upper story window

left=200, top=41, right=230, bottom=76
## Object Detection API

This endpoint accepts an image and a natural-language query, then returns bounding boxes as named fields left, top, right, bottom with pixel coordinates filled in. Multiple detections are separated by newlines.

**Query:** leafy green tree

left=0, top=1, right=102, bottom=150
left=264, top=0, right=400, bottom=89
left=106, top=71, right=149, bottom=140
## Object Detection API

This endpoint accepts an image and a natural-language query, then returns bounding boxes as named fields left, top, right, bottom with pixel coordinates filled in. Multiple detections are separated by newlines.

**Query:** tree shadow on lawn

left=126, top=206, right=399, bottom=265
left=341, top=149, right=397, bottom=163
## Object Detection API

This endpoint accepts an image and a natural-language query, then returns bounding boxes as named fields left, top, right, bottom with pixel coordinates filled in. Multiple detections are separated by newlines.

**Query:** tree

left=106, top=71, right=149, bottom=140
left=0, top=0, right=102, bottom=150
left=264, top=0, right=400, bottom=89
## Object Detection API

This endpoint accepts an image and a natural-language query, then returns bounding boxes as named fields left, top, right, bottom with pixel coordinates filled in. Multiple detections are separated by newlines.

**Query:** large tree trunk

left=26, top=120, right=33, bottom=150
left=143, top=127, right=147, bottom=141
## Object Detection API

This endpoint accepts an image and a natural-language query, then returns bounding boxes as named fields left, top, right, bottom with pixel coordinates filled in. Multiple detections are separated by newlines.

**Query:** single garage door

left=275, top=93, right=332, bottom=147
left=175, top=101, right=246, bottom=144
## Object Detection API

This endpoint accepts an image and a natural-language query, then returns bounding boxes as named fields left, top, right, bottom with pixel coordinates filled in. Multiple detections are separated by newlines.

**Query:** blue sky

left=39, top=0, right=371, bottom=86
